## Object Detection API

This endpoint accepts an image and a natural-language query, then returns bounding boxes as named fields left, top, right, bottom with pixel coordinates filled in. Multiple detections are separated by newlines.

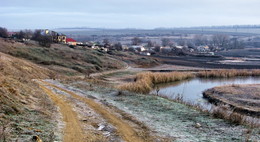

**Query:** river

left=151, top=77, right=260, bottom=110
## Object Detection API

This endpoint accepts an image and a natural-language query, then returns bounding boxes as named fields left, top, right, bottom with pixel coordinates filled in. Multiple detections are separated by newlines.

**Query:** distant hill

left=55, top=25, right=260, bottom=37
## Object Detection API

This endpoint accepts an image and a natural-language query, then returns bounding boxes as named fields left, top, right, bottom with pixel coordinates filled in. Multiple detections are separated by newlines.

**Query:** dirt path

left=90, top=61, right=130, bottom=78
left=40, top=80, right=146, bottom=142
left=39, top=83, right=85, bottom=142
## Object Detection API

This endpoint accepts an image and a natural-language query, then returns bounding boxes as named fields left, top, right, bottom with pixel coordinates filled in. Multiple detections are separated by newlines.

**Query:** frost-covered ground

left=51, top=80, right=260, bottom=142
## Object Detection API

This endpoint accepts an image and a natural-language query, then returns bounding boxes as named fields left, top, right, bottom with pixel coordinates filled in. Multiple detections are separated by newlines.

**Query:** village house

left=140, top=51, right=151, bottom=56
left=42, top=29, right=66, bottom=44
left=66, top=38, right=77, bottom=46
left=129, top=45, right=146, bottom=52
left=197, top=45, right=210, bottom=52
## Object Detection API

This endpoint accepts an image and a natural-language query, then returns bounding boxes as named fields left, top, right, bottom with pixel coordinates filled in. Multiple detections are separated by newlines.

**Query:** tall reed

left=118, top=72, right=194, bottom=94
left=197, top=69, right=260, bottom=78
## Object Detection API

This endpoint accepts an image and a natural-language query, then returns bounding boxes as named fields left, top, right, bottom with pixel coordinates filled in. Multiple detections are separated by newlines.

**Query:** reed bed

left=211, top=105, right=260, bottom=128
left=118, top=72, right=194, bottom=94
left=197, top=69, right=260, bottom=78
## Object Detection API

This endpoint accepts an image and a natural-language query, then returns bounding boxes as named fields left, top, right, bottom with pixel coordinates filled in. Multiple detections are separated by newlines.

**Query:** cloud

left=1, top=0, right=260, bottom=29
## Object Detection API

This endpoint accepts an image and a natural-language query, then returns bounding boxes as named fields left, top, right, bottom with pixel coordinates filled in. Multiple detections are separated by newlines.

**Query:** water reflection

left=151, top=77, right=260, bottom=110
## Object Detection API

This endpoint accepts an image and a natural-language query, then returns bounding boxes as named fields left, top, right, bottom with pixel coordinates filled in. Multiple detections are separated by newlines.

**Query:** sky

left=1, top=0, right=260, bottom=30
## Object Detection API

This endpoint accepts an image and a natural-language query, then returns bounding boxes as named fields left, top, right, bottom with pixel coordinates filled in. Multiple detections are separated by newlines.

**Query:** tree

left=230, top=38, right=244, bottom=49
left=147, top=40, right=154, bottom=47
left=15, top=30, right=25, bottom=39
left=114, top=42, right=123, bottom=51
left=161, top=38, right=172, bottom=47
left=212, top=34, right=229, bottom=48
left=103, top=38, right=110, bottom=45
left=31, top=30, right=52, bottom=47
left=0, top=27, right=8, bottom=38
left=32, top=30, right=42, bottom=41
left=193, top=35, right=208, bottom=46
left=37, top=35, right=52, bottom=47
left=154, top=45, right=161, bottom=52
left=131, top=37, right=142, bottom=45
left=23, top=29, right=33, bottom=39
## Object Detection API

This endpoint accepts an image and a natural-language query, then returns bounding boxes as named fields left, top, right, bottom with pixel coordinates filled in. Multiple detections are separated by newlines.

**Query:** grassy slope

left=0, top=51, right=58, bottom=141
left=0, top=38, right=158, bottom=77
left=0, top=38, right=125, bottom=76
left=0, top=38, right=159, bottom=141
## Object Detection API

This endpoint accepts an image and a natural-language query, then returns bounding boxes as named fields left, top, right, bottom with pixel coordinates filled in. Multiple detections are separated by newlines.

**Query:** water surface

left=151, top=77, right=260, bottom=110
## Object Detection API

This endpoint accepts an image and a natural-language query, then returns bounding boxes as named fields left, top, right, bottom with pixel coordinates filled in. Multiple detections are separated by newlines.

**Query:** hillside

left=0, top=52, right=57, bottom=141
left=0, top=38, right=159, bottom=141
left=0, top=38, right=158, bottom=76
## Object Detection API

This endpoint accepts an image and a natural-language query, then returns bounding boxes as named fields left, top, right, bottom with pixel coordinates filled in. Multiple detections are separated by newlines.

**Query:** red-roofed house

left=66, top=38, right=77, bottom=45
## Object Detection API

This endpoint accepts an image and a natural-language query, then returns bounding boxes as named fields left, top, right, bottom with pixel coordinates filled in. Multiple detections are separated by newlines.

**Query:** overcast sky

left=1, top=0, right=260, bottom=30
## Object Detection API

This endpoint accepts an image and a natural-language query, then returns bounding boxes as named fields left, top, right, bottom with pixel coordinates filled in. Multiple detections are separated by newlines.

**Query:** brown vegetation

left=204, top=84, right=260, bottom=115
left=211, top=105, right=260, bottom=128
left=118, top=72, right=194, bottom=94
left=197, top=69, right=260, bottom=78
left=0, top=52, right=57, bottom=141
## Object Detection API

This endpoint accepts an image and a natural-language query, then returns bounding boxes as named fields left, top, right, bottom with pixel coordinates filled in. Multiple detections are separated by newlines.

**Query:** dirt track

left=39, top=83, right=85, bottom=142
left=39, top=80, right=145, bottom=142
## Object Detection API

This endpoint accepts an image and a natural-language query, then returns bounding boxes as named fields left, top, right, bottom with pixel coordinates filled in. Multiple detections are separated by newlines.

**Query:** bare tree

left=0, top=27, right=8, bottom=38
left=147, top=40, right=154, bottom=47
left=131, top=37, right=142, bottom=45
left=230, top=38, right=244, bottom=49
left=23, top=29, right=33, bottom=39
left=161, top=38, right=170, bottom=46
left=161, top=38, right=175, bottom=47
left=32, top=30, right=42, bottom=41
left=15, top=30, right=25, bottom=39
left=212, top=34, right=229, bottom=48
left=38, top=35, right=53, bottom=47
left=103, top=38, right=110, bottom=45
left=193, top=35, right=208, bottom=46
left=32, top=30, right=52, bottom=47
left=154, top=45, right=161, bottom=52
left=114, top=42, right=123, bottom=51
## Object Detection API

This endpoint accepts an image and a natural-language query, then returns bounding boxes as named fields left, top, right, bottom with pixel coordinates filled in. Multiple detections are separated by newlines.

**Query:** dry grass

left=118, top=72, right=194, bottom=94
left=211, top=105, right=260, bottom=128
left=203, top=84, right=260, bottom=118
left=197, top=69, right=260, bottom=78
left=0, top=52, right=58, bottom=141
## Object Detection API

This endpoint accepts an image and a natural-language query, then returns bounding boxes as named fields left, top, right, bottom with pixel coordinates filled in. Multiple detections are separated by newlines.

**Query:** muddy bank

left=203, top=84, right=260, bottom=117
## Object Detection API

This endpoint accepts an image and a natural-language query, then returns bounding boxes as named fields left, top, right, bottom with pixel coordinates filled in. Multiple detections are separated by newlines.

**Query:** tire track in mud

left=39, top=83, right=85, bottom=142
left=40, top=80, right=146, bottom=142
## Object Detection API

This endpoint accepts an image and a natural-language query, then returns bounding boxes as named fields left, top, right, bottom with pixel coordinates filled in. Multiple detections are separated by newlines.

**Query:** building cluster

left=42, top=29, right=77, bottom=45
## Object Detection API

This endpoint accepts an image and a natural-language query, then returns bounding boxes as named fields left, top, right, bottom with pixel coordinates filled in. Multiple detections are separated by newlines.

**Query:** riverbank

left=61, top=79, right=260, bottom=142
left=203, top=84, right=260, bottom=118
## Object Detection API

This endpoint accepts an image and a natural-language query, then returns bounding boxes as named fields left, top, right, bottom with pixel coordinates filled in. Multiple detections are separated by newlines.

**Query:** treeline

left=0, top=27, right=52, bottom=47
